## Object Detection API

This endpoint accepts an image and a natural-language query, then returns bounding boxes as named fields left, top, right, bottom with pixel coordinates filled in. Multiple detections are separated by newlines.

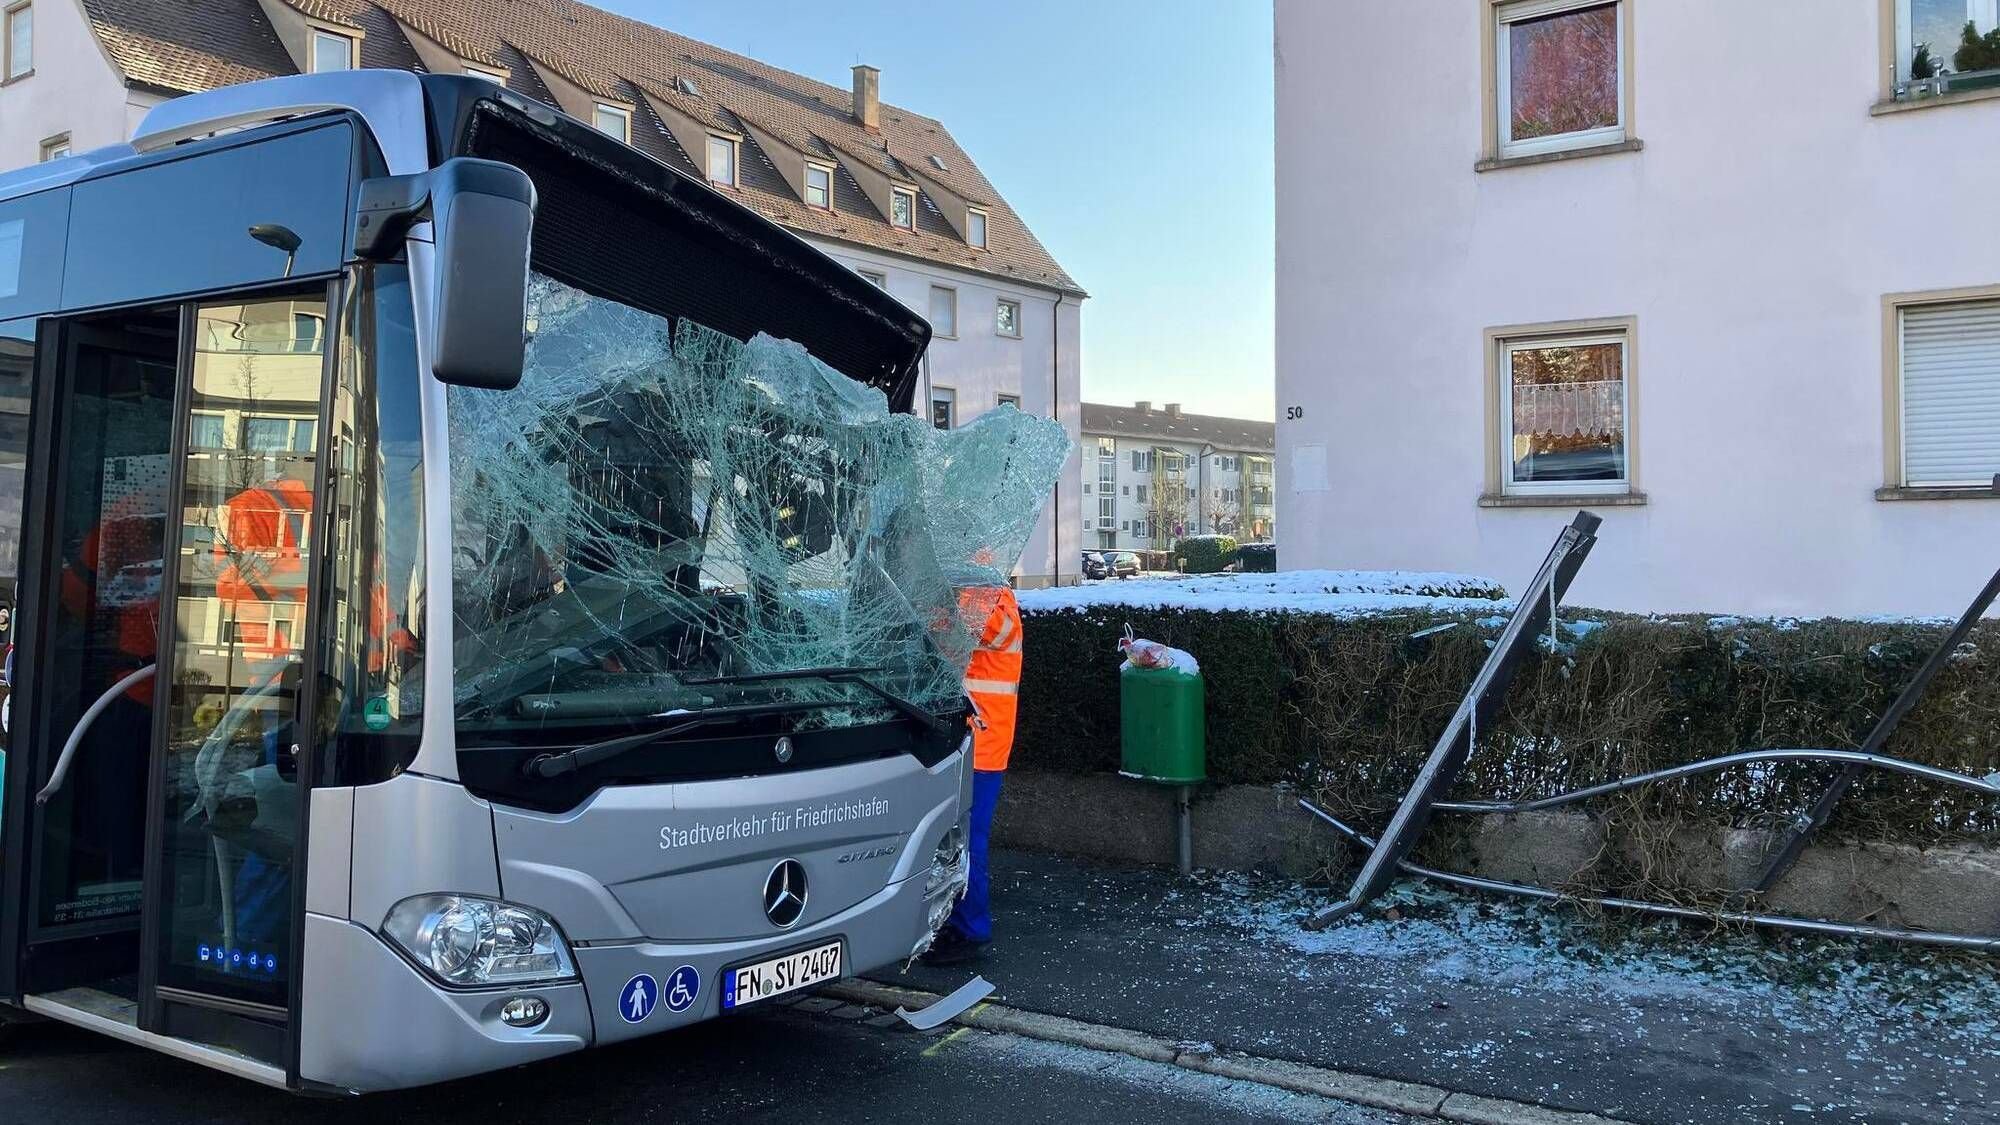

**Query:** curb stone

left=819, top=980, right=1631, bottom=1125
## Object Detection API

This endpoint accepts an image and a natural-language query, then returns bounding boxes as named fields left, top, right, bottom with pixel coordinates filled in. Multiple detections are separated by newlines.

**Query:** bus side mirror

left=355, top=157, right=537, bottom=391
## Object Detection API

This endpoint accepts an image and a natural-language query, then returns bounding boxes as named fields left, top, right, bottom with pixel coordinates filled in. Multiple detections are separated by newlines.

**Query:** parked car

left=1098, top=551, right=1142, bottom=579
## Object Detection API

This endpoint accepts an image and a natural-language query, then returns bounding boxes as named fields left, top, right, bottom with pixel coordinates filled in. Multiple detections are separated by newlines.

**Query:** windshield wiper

left=522, top=668, right=958, bottom=780
left=680, top=667, right=958, bottom=740
left=524, top=697, right=849, bottom=779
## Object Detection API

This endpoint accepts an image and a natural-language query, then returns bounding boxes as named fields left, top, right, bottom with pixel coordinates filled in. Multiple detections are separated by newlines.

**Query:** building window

left=891, top=187, right=915, bottom=230
left=1493, top=0, right=1624, bottom=159
left=310, top=28, right=354, bottom=74
left=857, top=268, right=887, bottom=289
left=465, top=65, right=506, bottom=83
left=594, top=103, right=631, bottom=142
left=38, top=133, right=67, bottom=162
left=806, top=163, right=832, bottom=208
left=1097, top=436, right=1116, bottom=459
left=291, top=312, right=324, bottom=353
left=929, top=285, right=957, bottom=338
left=4, top=2, right=28, bottom=80
left=967, top=207, right=988, bottom=249
left=707, top=135, right=737, bottom=187
left=1496, top=329, right=1630, bottom=496
left=998, top=393, right=1021, bottom=409
left=1894, top=0, right=2000, bottom=95
left=996, top=298, right=1022, bottom=338
left=1135, top=484, right=1149, bottom=504
left=1894, top=294, right=2000, bottom=489
left=190, top=412, right=228, bottom=450
left=930, top=386, right=956, bottom=429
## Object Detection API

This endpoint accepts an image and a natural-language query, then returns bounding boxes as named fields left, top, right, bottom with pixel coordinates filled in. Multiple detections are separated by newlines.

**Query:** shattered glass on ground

left=446, top=273, right=1069, bottom=737
left=889, top=850, right=2000, bottom=1124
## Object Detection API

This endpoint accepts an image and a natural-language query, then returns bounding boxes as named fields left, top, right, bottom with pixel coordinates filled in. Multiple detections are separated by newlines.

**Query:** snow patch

left=1020, top=570, right=1508, bottom=618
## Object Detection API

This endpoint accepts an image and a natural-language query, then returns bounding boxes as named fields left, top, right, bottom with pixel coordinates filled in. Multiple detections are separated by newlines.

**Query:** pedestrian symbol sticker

left=664, top=965, right=700, bottom=1014
left=619, top=973, right=658, bottom=1024
left=363, top=696, right=391, bottom=731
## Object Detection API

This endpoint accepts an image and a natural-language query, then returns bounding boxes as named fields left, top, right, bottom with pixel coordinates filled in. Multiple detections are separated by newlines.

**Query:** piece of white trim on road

left=894, top=975, right=994, bottom=1030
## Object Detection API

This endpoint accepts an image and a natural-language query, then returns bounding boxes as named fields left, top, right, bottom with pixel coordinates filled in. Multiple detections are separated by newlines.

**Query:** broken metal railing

left=1300, top=509, right=2000, bottom=949
left=1303, top=511, right=1601, bottom=930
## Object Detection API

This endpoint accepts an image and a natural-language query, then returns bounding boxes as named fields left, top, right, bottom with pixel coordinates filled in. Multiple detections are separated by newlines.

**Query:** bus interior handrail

left=35, top=663, right=155, bottom=806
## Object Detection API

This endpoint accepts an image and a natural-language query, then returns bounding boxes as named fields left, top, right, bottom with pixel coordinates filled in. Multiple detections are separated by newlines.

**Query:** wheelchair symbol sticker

left=619, top=973, right=658, bottom=1023
left=664, top=965, right=700, bottom=1014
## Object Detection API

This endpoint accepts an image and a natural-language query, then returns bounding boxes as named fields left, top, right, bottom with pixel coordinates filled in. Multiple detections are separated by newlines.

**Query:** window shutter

left=1903, top=301, right=2000, bottom=487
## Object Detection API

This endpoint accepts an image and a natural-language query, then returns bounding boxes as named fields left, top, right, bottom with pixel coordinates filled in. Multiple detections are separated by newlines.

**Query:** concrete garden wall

left=994, top=770, right=2000, bottom=936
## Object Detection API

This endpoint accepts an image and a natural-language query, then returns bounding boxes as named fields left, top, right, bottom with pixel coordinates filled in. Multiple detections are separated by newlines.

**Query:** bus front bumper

left=572, top=857, right=939, bottom=1046
left=299, top=862, right=948, bottom=1092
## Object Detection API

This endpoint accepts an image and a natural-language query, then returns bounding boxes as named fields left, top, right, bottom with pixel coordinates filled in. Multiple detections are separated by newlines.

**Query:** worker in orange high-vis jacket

left=924, top=583, right=1022, bottom=966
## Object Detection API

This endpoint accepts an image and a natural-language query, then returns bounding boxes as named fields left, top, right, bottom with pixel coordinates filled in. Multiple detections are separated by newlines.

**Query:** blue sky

left=599, top=0, right=1276, bottom=421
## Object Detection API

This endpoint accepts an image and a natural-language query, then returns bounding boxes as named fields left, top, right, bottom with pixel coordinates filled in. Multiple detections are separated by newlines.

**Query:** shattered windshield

left=447, top=273, right=1068, bottom=746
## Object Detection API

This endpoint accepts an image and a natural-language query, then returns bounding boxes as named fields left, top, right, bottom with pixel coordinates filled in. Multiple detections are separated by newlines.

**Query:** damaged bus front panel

left=0, top=71, right=1068, bottom=1093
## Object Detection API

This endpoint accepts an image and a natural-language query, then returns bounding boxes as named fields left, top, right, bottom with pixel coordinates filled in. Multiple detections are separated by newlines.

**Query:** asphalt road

left=0, top=995, right=1409, bottom=1124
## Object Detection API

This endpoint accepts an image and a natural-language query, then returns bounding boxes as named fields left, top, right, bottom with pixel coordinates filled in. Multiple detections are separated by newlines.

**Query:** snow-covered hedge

left=1013, top=586, right=2000, bottom=858
left=1175, top=534, right=1237, bottom=574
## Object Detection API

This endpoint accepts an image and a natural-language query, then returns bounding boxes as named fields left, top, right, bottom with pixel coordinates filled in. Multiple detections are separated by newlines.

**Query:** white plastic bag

left=1118, top=624, right=1200, bottom=676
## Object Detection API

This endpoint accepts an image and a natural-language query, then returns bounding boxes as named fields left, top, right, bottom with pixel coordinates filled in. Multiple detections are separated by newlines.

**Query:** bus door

left=4, top=287, right=331, bottom=1069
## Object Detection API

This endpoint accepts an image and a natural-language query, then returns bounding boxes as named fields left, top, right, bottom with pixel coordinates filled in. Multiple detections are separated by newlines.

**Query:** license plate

left=721, top=939, right=843, bottom=1010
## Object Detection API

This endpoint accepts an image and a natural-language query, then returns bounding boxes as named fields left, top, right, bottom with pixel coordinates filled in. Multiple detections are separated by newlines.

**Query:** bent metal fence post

left=1302, top=511, right=1602, bottom=931
left=1301, top=506, right=2000, bottom=949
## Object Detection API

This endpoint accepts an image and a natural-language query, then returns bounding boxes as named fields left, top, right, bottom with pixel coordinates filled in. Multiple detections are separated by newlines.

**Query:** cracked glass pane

left=447, top=273, right=1068, bottom=744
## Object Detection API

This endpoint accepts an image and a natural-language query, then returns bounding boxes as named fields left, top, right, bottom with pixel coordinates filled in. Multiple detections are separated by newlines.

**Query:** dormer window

left=706, top=135, right=737, bottom=187
left=967, top=207, right=988, bottom=249
left=890, top=187, right=915, bottom=230
left=310, top=28, right=355, bottom=73
left=805, top=163, right=833, bottom=209
left=594, top=103, right=631, bottom=142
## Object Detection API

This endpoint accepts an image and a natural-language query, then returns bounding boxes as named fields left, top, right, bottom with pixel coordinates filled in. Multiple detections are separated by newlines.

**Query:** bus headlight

left=382, top=894, right=578, bottom=988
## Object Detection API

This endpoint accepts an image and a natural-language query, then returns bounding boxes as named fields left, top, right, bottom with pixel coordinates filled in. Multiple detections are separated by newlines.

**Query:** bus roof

left=0, top=71, right=929, bottom=405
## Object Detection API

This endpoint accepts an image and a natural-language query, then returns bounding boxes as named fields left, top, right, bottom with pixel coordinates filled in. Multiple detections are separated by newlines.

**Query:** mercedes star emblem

left=763, top=859, right=808, bottom=929
left=774, top=736, right=794, bottom=764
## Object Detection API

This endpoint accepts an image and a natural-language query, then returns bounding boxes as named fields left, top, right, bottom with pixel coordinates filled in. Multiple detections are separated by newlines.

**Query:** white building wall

left=0, top=0, right=157, bottom=168
left=813, top=240, right=1082, bottom=586
left=1277, top=0, right=2000, bottom=618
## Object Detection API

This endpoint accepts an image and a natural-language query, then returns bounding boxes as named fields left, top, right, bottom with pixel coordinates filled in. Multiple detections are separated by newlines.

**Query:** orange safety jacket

left=959, top=586, right=1022, bottom=772
left=214, top=477, right=316, bottom=660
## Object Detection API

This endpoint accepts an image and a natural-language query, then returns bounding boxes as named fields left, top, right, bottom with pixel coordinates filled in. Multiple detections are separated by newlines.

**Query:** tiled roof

left=1082, top=403, right=1275, bottom=453
left=80, top=0, right=1082, bottom=296
left=79, top=0, right=295, bottom=93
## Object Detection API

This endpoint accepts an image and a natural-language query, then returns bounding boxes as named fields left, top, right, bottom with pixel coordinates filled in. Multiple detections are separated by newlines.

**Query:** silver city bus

left=0, top=70, right=1016, bottom=1092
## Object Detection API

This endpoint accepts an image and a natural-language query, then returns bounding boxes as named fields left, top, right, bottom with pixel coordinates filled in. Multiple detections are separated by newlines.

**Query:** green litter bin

left=1119, top=665, right=1206, bottom=785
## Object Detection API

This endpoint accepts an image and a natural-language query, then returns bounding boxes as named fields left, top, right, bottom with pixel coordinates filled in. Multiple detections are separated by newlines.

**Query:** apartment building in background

left=1081, top=401, right=1274, bottom=553
left=16, top=0, right=1085, bottom=584
left=1278, top=0, right=2000, bottom=616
